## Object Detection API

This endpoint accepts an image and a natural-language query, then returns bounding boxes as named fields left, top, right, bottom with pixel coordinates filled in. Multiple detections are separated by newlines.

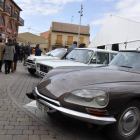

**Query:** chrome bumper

left=26, top=63, right=36, bottom=69
left=36, top=70, right=46, bottom=78
left=35, top=87, right=116, bottom=125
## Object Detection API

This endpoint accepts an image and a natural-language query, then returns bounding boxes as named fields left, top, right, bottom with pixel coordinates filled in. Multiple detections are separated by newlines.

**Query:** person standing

left=19, top=43, right=24, bottom=62
left=0, top=37, right=4, bottom=72
left=35, top=44, right=42, bottom=56
left=14, top=42, right=20, bottom=71
left=67, top=41, right=77, bottom=54
left=3, top=38, right=15, bottom=74
left=43, top=48, right=47, bottom=54
left=23, top=42, right=31, bottom=66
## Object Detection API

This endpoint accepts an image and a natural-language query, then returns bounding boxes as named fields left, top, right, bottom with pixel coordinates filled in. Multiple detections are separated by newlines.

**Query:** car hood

left=37, top=66, right=140, bottom=100
left=28, top=55, right=59, bottom=61
left=37, top=60, right=88, bottom=68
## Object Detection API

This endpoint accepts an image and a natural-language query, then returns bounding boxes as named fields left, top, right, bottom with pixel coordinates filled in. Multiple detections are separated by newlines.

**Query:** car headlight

left=33, top=58, right=37, bottom=63
left=65, top=89, right=109, bottom=108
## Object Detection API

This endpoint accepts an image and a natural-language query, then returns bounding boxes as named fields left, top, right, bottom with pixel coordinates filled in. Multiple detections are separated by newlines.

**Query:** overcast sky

left=14, top=0, right=140, bottom=42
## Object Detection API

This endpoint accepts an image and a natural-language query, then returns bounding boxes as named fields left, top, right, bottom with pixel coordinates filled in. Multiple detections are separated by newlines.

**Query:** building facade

left=0, top=0, right=24, bottom=40
left=48, top=22, right=90, bottom=50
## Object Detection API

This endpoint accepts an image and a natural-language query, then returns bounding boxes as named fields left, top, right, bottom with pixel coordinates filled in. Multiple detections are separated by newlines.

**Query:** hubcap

left=119, top=107, right=140, bottom=137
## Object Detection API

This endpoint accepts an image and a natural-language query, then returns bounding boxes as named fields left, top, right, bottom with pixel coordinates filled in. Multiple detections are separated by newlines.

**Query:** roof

left=75, top=48, right=118, bottom=53
left=40, top=31, right=50, bottom=39
left=18, top=32, right=48, bottom=44
left=51, top=22, right=90, bottom=36
left=89, top=15, right=140, bottom=48
left=11, top=0, right=22, bottom=11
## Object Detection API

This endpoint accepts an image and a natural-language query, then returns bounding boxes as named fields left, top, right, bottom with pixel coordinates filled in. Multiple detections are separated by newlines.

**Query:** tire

left=106, top=100, right=140, bottom=140
left=28, top=68, right=36, bottom=75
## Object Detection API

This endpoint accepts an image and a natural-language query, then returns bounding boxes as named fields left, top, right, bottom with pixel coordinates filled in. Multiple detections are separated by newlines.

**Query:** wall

left=51, top=31, right=90, bottom=47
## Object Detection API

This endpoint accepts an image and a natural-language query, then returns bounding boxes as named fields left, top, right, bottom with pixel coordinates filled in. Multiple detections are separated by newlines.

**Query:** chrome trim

left=35, top=87, right=61, bottom=106
left=38, top=98, right=116, bottom=125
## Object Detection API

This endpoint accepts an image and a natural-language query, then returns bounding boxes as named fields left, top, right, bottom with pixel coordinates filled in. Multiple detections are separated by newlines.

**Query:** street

left=0, top=63, right=139, bottom=140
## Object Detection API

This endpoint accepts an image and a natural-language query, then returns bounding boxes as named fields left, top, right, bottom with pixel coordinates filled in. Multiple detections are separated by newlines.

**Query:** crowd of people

left=0, top=36, right=47, bottom=74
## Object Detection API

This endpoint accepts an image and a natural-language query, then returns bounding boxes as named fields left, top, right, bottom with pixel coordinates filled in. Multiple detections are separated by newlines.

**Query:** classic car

left=26, top=48, right=67, bottom=74
left=27, top=50, right=140, bottom=140
left=36, top=48, right=118, bottom=77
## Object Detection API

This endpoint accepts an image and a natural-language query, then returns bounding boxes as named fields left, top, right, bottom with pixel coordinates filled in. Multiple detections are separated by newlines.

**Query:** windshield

left=45, top=49, right=66, bottom=58
left=66, top=49, right=93, bottom=64
left=110, top=52, right=140, bottom=71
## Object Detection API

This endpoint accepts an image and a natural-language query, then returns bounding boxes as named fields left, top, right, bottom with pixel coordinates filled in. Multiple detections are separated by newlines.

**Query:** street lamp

left=77, top=4, right=83, bottom=47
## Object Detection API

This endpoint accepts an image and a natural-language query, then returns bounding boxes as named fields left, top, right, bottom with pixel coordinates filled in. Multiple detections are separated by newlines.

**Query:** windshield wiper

left=119, top=65, right=133, bottom=68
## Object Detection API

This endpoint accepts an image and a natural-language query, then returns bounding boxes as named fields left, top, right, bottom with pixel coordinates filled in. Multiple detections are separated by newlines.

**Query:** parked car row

left=26, top=48, right=140, bottom=140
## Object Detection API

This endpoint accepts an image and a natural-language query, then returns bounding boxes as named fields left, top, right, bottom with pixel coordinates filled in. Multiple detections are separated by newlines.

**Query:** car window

left=46, top=49, right=66, bottom=58
left=97, top=52, right=109, bottom=64
left=66, top=49, right=93, bottom=64
left=110, top=53, right=117, bottom=61
left=110, top=52, right=140, bottom=71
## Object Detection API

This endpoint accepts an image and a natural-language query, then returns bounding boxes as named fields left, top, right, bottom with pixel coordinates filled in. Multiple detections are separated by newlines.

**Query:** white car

left=26, top=48, right=67, bottom=74
left=36, top=48, right=118, bottom=77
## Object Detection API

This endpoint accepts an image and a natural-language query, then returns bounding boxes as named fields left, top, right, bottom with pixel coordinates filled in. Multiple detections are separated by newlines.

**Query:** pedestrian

left=43, top=48, right=47, bottom=54
left=23, top=42, right=31, bottom=66
left=14, top=42, right=20, bottom=71
left=32, top=47, right=36, bottom=54
left=19, top=43, right=24, bottom=62
left=67, top=41, right=77, bottom=54
left=35, top=44, right=42, bottom=56
left=0, top=37, right=4, bottom=72
left=3, top=38, right=15, bottom=74
left=79, top=43, right=86, bottom=48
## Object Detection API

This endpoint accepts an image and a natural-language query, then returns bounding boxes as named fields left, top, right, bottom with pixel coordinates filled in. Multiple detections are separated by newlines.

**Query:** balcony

left=9, top=13, right=18, bottom=21
left=0, top=2, right=4, bottom=11
left=1, top=6, right=10, bottom=16
left=16, top=17, right=24, bottom=26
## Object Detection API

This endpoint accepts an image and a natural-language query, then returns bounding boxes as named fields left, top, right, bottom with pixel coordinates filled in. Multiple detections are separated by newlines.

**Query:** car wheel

left=106, top=100, right=140, bottom=140
left=28, top=68, right=36, bottom=75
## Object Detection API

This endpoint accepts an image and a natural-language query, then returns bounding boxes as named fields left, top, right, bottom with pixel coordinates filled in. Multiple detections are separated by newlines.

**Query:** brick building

left=0, top=0, right=24, bottom=40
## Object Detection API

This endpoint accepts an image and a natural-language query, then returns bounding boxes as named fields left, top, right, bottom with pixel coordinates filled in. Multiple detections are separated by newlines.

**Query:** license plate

left=36, top=101, right=49, bottom=114
left=27, top=65, right=31, bottom=68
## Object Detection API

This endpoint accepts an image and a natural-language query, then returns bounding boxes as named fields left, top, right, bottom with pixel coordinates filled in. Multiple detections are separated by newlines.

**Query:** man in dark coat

left=14, top=43, right=20, bottom=71
left=35, top=44, right=42, bottom=56
left=67, top=41, right=77, bottom=54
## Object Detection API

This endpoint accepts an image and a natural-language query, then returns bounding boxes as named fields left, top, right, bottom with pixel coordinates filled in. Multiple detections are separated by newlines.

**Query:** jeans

left=5, top=60, right=12, bottom=73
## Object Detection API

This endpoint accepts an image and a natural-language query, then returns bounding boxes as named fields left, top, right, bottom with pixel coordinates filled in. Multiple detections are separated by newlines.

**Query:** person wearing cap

left=3, top=38, right=15, bottom=74
left=67, top=41, right=77, bottom=54
left=0, top=37, right=4, bottom=72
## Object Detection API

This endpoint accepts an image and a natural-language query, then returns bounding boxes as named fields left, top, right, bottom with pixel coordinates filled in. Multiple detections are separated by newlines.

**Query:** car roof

left=120, top=50, right=140, bottom=53
left=74, top=48, right=118, bottom=53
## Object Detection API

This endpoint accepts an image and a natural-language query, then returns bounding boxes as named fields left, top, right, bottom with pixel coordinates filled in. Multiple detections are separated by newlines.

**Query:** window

left=0, top=16, right=5, bottom=25
left=97, top=52, right=109, bottom=64
left=9, top=6, right=12, bottom=16
left=15, top=11, right=18, bottom=20
left=110, top=53, right=117, bottom=61
left=7, top=21, right=12, bottom=29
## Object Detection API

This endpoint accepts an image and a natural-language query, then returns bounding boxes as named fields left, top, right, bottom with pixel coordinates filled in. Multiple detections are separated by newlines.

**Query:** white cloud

left=14, top=0, right=83, bottom=18
left=91, top=0, right=140, bottom=26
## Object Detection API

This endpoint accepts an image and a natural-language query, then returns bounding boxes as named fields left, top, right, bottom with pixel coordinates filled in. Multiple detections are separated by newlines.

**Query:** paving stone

left=14, top=126, right=28, bottom=130
left=17, top=118, right=29, bottom=122
left=20, top=122, right=32, bottom=126
left=0, top=121, right=9, bottom=125
left=7, top=130, right=23, bottom=135
left=23, top=130, right=33, bottom=134
left=0, top=130, right=7, bottom=135
left=13, top=135, right=29, bottom=140
left=41, top=135, right=56, bottom=140
left=0, top=117, right=8, bottom=121
left=32, top=122, right=40, bottom=125
left=3, top=113, right=12, bottom=118
left=29, top=135, right=40, bottom=140
left=0, top=135, right=12, bottom=140
left=29, top=126, right=38, bottom=130
left=4, top=126, right=14, bottom=130
left=7, top=118, right=17, bottom=121
left=13, top=114, right=25, bottom=118
left=10, top=122, right=19, bottom=126
left=34, top=130, right=48, bottom=135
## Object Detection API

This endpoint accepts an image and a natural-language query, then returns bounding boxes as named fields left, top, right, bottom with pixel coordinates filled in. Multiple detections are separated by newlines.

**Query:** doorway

left=112, top=44, right=119, bottom=51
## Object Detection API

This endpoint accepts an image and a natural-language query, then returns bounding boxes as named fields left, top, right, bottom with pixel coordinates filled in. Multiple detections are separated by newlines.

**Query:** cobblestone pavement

left=0, top=63, right=65, bottom=140
left=1, top=63, right=140, bottom=140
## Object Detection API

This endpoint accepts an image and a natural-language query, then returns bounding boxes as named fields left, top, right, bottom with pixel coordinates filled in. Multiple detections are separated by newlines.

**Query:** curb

left=7, top=70, right=73, bottom=140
